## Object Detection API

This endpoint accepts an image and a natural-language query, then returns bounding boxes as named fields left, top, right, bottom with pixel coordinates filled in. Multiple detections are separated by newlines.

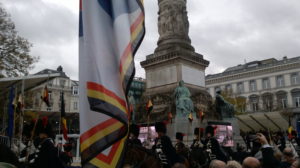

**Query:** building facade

left=23, top=66, right=79, bottom=134
left=206, top=56, right=300, bottom=131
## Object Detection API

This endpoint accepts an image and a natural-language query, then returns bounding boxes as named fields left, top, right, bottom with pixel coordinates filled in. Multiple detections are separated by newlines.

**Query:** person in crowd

left=226, top=160, right=242, bottom=168
left=28, top=118, right=64, bottom=168
left=232, top=146, right=250, bottom=164
left=128, top=124, right=142, bottom=146
left=256, top=133, right=280, bottom=168
left=276, top=132, right=286, bottom=152
left=209, top=160, right=226, bottom=168
left=291, top=159, right=300, bottom=168
left=175, top=132, right=189, bottom=159
left=242, top=157, right=261, bottom=168
left=204, top=125, right=228, bottom=163
left=190, top=127, right=207, bottom=167
left=281, top=147, right=296, bottom=168
left=60, top=142, right=73, bottom=167
left=0, top=143, right=20, bottom=168
left=152, top=122, right=183, bottom=168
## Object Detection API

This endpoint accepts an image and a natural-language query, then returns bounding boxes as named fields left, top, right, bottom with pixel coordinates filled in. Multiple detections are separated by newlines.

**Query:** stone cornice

left=141, top=51, right=209, bottom=68
left=206, top=62, right=300, bottom=85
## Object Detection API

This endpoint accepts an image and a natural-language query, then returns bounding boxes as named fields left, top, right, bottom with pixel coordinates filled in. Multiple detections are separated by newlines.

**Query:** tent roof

left=0, top=73, right=61, bottom=95
left=236, top=112, right=289, bottom=132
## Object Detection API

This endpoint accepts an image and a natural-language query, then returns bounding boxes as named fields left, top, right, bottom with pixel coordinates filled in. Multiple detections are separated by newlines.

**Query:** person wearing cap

left=189, top=127, right=207, bottom=167
left=28, top=118, right=64, bottom=168
left=128, top=124, right=142, bottom=146
left=175, top=132, right=189, bottom=159
left=152, top=122, right=183, bottom=168
left=204, top=125, right=228, bottom=163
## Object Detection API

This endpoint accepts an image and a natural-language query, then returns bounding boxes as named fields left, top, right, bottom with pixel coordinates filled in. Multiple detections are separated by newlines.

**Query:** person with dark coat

left=28, top=118, right=64, bottom=168
left=174, top=132, right=189, bottom=159
left=256, top=133, right=281, bottom=168
left=128, top=124, right=142, bottom=146
left=152, top=122, right=183, bottom=168
left=0, top=143, right=20, bottom=168
left=190, top=127, right=207, bottom=168
left=203, top=126, right=228, bottom=163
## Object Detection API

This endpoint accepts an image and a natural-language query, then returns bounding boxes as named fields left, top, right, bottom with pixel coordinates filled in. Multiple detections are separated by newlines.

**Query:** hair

left=209, top=160, right=226, bottom=168
left=226, top=161, right=242, bottom=168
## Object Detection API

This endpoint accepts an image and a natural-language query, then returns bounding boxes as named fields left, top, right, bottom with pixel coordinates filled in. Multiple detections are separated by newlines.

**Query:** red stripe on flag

left=87, top=82, right=126, bottom=107
left=96, top=140, right=121, bottom=164
left=119, top=43, right=132, bottom=74
left=80, top=118, right=118, bottom=143
left=130, top=13, right=144, bottom=32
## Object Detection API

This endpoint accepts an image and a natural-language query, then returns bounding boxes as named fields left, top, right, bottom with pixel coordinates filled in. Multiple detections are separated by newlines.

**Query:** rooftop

left=206, top=56, right=300, bottom=79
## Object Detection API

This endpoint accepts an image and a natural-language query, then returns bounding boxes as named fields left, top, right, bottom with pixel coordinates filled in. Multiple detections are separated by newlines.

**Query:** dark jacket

left=28, top=138, right=64, bottom=168
left=204, top=137, right=228, bottom=162
left=153, top=136, right=183, bottom=168
left=261, top=147, right=281, bottom=168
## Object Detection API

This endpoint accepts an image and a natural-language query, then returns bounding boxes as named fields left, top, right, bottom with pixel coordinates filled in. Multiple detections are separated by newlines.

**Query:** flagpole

left=19, top=78, right=25, bottom=154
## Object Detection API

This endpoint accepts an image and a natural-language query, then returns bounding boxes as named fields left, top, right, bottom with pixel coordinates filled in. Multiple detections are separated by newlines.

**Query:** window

left=276, top=75, right=285, bottom=87
left=276, top=91, right=287, bottom=109
left=74, top=102, right=78, bottom=110
left=262, top=93, right=273, bottom=112
left=262, top=78, right=270, bottom=89
left=292, top=89, right=300, bottom=108
left=72, top=86, right=78, bottom=95
left=249, top=95, right=259, bottom=112
left=225, top=84, right=232, bottom=91
left=237, top=82, right=244, bottom=93
left=291, top=73, right=299, bottom=85
left=214, top=86, right=220, bottom=93
left=48, top=91, right=52, bottom=101
left=60, top=79, right=66, bottom=88
left=249, top=80, right=257, bottom=92
left=295, top=97, right=300, bottom=108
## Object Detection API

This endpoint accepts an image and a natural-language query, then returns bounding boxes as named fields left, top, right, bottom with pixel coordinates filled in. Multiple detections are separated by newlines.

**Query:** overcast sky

left=2, top=0, right=300, bottom=80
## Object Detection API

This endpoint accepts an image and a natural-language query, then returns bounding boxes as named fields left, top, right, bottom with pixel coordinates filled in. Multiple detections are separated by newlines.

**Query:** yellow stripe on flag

left=87, top=89, right=127, bottom=113
left=81, top=121, right=123, bottom=152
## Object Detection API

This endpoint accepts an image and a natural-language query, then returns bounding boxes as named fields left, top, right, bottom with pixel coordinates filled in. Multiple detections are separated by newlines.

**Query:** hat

left=205, top=125, right=215, bottom=136
left=129, top=124, right=140, bottom=137
left=155, top=122, right=166, bottom=133
left=176, top=132, right=184, bottom=141
left=35, top=117, right=54, bottom=138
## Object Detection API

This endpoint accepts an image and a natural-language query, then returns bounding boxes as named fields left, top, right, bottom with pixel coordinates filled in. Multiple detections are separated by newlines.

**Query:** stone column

left=156, top=0, right=194, bottom=53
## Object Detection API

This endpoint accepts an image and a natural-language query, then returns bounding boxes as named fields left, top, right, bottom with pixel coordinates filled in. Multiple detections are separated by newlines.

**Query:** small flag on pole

left=60, top=92, right=68, bottom=141
left=168, top=112, right=173, bottom=123
left=41, top=86, right=50, bottom=107
left=288, top=117, right=293, bottom=139
left=146, top=100, right=153, bottom=116
left=188, top=113, right=193, bottom=123
left=199, top=111, right=204, bottom=123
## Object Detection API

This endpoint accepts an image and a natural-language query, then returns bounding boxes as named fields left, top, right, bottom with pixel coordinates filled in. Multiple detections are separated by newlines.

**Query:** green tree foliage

left=221, top=89, right=247, bottom=114
left=0, top=5, right=38, bottom=77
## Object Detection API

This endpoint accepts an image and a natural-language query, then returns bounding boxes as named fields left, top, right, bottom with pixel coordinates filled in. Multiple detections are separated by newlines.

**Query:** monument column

left=141, top=0, right=209, bottom=96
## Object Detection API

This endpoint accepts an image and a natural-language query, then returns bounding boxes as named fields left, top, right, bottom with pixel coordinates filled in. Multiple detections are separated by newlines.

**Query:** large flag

left=7, top=86, right=15, bottom=139
left=79, top=0, right=145, bottom=167
left=60, top=92, right=68, bottom=141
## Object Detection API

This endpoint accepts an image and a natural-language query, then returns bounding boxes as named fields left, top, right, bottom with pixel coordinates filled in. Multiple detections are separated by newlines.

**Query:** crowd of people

left=0, top=118, right=74, bottom=168
left=126, top=122, right=300, bottom=168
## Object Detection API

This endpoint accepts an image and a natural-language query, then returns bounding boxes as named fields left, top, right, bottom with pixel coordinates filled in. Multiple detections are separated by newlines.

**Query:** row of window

left=248, top=91, right=300, bottom=112
left=215, top=72, right=299, bottom=94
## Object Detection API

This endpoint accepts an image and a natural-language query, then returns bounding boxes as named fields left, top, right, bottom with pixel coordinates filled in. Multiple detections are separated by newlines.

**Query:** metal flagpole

left=18, top=78, right=25, bottom=154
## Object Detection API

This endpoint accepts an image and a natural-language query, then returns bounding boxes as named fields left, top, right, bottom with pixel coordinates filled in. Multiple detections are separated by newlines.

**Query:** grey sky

left=2, top=0, right=300, bottom=80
